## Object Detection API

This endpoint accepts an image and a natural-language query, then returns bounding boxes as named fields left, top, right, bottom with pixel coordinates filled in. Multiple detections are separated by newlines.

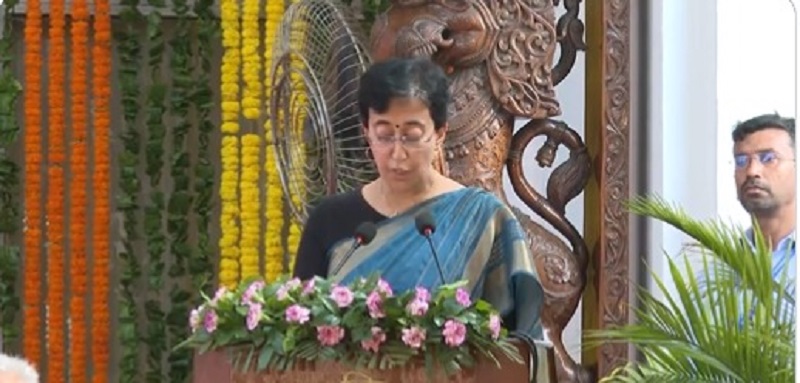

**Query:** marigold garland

left=21, top=0, right=43, bottom=367
left=286, top=3, right=308, bottom=273
left=263, top=0, right=286, bottom=282
left=219, top=0, right=242, bottom=288
left=46, top=0, right=67, bottom=379
left=240, top=0, right=261, bottom=120
left=69, top=0, right=90, bottom=379
left=91, top=0, right=112, bottom=380
left=239, top=133, right=261, bottom=279
left=238, top=0, right=262, bottom=280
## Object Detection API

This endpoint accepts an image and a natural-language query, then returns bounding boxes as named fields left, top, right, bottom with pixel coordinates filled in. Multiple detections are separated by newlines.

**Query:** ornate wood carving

left=583, top=0, right=632, bottom=378
left=599, top=0, right=631, bottom=375
left=552, top=0, right=586, bottom=86
left=369, top=0, right=592, bottom=381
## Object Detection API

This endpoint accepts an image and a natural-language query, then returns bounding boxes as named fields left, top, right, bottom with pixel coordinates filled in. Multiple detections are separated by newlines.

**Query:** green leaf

left=587, top=195, right=795, bottom=383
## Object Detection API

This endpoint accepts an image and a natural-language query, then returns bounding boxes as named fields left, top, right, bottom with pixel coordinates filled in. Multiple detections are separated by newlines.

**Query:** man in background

left=732, top=113, right=796, bottom=290
left=0, top=353, right=38, bottom=383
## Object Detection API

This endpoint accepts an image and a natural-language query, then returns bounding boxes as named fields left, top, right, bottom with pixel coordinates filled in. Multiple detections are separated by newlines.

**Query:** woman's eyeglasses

left=370, top=134, right=435, bottom=150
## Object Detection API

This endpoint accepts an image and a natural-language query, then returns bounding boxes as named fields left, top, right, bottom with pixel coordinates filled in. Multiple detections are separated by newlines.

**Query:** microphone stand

left=423, top=230, right=446, bottom=285
left=330, top=239, right=361, bottom=276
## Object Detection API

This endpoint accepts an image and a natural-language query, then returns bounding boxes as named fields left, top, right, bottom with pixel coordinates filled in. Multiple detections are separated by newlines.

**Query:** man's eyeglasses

left=370, top=134, right=435, bottom=150
left=733, top=150, right=795, bottom=169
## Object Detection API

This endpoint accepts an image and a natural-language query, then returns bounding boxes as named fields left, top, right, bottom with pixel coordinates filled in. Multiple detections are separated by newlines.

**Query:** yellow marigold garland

left=69, top=0, right=90, bottom=379
left=91, top=0, right=112, bottom=379
left=240, top=0, right=261, bottom=120
left=286, top=3, right=308, bottom=273
left=22, top=0, right=43, bottom=367
left=219, top=0, right=241, bottom=288
left=263, top=0, right=285, bottom=282
left=46, top=0, right=67, bottom=379
left=239, top=133, right=261, bottom=279
left=238, top=0, right=261, bottom=280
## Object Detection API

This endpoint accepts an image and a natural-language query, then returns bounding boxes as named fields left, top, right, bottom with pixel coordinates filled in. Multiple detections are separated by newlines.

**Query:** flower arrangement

left=180, top=275, right=522, bottom=376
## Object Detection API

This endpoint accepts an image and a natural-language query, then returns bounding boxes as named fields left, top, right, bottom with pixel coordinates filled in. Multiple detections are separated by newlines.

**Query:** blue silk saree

left=326, top=187, right=546, bottom=343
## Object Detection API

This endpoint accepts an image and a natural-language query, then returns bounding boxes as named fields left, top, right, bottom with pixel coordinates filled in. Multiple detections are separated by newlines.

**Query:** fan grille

left=270, top=0, right=377, bottom=224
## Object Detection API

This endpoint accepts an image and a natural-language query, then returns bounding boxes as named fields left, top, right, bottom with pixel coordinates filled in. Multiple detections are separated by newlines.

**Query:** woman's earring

left=432, top=146, right=449, bottom=176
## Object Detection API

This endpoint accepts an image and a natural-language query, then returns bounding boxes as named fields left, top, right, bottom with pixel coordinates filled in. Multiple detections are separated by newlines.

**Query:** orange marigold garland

left=91, top=0, right=112, bottom=380
left=46, top=0, right=67, bottom=379
left=21, top=0, right=43, bottom=368
left=69, top=0, right=90, bottom=379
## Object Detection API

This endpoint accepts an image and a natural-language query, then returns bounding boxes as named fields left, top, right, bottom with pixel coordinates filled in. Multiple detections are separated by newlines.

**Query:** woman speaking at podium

left=293, top=57, right=545, bottom=344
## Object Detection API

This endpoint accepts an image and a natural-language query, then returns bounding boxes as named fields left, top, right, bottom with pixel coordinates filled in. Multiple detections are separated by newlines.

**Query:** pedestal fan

left=269, top=0, right=376, bottom=224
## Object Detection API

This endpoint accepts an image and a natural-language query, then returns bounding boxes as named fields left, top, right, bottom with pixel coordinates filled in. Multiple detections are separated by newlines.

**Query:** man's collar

left=745, top=227, right=796, bottom=250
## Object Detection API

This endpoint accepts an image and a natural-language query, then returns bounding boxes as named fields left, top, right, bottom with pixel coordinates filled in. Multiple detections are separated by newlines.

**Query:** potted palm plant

left=588, top=196, right=795, bottom=382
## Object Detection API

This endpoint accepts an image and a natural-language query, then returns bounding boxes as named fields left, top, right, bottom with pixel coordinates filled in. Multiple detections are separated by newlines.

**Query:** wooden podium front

left=192, top=341, right=546, bottom=383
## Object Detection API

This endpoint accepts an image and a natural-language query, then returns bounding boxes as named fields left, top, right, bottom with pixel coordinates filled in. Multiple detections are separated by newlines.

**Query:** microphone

left=330, top=222, right=378, bottom=276
left=414, top=211, right=446, bottom=284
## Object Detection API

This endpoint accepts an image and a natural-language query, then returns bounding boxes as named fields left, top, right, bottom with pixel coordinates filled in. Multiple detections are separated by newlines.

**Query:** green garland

left=190, top=0, right=216, bottom=310
left=143, top=0, right=167, bottom=380
left=0, top=0, right=22, bottom=353
left=165, top=0, right=194, bottom=380
left=114, top=0, right=145, bottom=381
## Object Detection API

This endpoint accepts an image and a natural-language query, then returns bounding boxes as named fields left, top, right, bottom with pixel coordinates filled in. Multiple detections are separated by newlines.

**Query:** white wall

left=716, top=0, right=798, bottom=226
left=503, top=3, right=586, bottom=362
left=646, top=0, right=720, bottom=296
left=647, top=0, right=797, bottom=293
left=504, top=0, right=798, bottom=365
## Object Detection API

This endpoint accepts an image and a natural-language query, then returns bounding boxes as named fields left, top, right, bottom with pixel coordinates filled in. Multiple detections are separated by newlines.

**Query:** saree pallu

left=327, top=187, right=553, bottom=381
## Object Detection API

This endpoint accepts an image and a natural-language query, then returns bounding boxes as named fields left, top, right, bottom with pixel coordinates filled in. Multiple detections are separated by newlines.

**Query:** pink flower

left=376, top=279, right=393, bottom=297
left=302, top=279, right=316, bottom=296
left=455, top=288, right=471, bottom=307
left=316, top=325, right=346, bottom=346
left=360, top=327, right=386, bottom=353
left=276, top=285, right=291, bottom=301
left=414, top=287, right=431, bottom=302
left=330, top=286, right=355, bottom=308
left=246, top=303, right=262, bottom=331
left=488, top=314, right=501, bottom=340
left=242, top=281, right=265, bottom=304
left=277, top=278, right=303, bottom=301
left=189, top=308, right=201, bottom=333
left=203, top=310, right=218, bottom=333
left=366, top=291, right=385, bottom=319
left=285, top=304, right=311, bottom=324
left=442, top=319, right=467, bottom=347
left=285, top=278, right=302, bottom=289
left=213, top=287, right=227, bottom=300
left=210, top=287, right=228, bottom=307
left=401, top=326, right=427, bottom=349
left=405, top=298, right=429, bottom=317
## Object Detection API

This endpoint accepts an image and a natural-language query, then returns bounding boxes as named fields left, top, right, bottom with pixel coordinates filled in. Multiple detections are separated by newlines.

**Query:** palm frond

left=586, top=195, right=795, bottom=383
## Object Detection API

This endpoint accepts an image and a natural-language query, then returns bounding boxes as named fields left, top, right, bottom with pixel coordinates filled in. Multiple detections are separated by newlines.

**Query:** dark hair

left=732, top=113, right=795, bottom=144
left=357, top=57, right=450, bottom=130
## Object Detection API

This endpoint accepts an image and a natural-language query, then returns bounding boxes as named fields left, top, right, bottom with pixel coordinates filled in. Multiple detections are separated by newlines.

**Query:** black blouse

left=292, top=189, right=386, bottom=279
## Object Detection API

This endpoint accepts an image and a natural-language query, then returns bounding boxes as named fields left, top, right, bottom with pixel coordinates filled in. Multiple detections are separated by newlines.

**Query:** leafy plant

left=178, top=275, right=522, bottom=376
left=0, top=0, right=22, bottom=353
left=114, top=0, right=146, bottom=381
left=164, top=0, right=195, bottom=380
left=587, top=196, right=795, bottom=383
left=143, top=1, right=168, bottom=381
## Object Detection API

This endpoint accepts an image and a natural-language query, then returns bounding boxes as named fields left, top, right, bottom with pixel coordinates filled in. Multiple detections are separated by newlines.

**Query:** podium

left=192, top=340, right=555, bottom=382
